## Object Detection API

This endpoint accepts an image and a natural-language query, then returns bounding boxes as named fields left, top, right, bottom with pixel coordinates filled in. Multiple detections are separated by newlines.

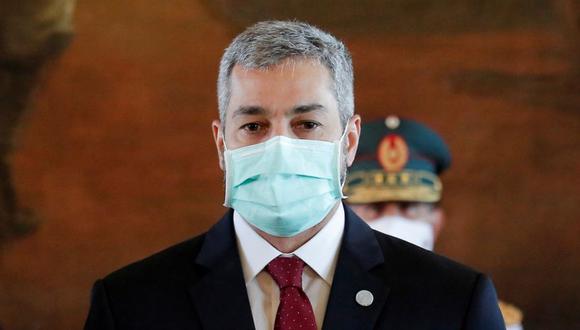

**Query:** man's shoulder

left=102, top=233, right=208, bottom=287
left=370, top=230, right=499, bottom=320
left=86, top=233, right=214, bottom=325
left=372, top=230, right=483, bottom=285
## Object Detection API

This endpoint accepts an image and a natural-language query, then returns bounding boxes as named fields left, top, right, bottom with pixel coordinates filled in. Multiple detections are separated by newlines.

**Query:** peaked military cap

left=344, top=116, right=451, bottom=203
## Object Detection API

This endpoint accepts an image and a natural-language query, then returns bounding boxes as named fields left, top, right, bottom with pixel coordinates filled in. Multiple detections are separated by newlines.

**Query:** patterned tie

left=266, top=256, right=317, bottom=330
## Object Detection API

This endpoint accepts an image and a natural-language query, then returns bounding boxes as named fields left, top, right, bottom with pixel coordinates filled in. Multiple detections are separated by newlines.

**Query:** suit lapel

left=322, top=205, right=392, bottom=330
left=187, top=206, right=392, bottom=330
left=188, top=210, right=255, bottom=330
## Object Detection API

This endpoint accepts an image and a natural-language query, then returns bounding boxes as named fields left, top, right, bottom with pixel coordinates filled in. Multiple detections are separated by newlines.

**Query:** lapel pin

left=355, top=290, right=374, bottom=307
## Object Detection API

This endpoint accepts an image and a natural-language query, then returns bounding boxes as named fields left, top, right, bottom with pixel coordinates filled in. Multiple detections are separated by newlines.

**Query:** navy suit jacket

left=84, top=205, right=505, bottom=329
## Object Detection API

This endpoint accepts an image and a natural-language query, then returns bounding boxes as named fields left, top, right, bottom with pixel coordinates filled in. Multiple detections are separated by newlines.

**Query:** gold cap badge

left=378, top=134, right=409, bottom=172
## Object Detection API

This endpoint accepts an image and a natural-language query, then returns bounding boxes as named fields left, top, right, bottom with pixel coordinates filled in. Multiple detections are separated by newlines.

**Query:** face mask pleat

left=223, top=135, right=344, bottom=237
left=227, top=136, right=336, bottom=187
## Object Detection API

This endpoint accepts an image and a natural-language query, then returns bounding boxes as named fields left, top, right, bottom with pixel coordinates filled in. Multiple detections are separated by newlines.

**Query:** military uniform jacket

left=84, top=205, right=505, bottom=329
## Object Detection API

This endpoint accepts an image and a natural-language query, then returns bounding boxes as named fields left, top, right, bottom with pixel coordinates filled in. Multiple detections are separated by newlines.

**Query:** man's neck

left=252, top=202, right=341, bottom=253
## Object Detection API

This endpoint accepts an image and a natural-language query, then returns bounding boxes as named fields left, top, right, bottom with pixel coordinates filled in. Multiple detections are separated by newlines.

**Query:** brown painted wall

left=1, top=1, right=579, bottom=329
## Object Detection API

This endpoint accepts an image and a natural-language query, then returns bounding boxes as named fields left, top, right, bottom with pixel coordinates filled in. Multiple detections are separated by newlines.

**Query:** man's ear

left=212, top=120, right=225, bottom=170
left=345, top=114, right=361, bottom=166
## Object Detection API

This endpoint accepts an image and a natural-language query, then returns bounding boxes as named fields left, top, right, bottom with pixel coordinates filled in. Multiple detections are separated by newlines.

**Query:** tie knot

left=266, top=256, right=305, bottom=289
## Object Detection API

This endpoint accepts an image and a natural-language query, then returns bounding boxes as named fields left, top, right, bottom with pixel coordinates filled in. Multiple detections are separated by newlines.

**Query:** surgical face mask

left=223, top=131, right=347, bottom=237
left=368, top=215, right=434, bottom=251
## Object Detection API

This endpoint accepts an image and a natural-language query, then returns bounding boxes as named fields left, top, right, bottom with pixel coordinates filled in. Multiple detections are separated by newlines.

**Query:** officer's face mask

left=222, top=126, right=349, bottom=237
left=368, top=215, right=435, bottom=251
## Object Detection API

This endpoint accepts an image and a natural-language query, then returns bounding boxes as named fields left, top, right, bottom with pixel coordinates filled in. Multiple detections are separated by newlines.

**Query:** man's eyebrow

left=291, top=104, right=326, bottom=114
left=232, top=106, right=267, bottom=118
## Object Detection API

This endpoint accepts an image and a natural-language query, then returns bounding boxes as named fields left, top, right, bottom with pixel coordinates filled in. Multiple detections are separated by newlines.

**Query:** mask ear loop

left=221, top=131, right=232, bottom=207
left=221, top=129, right=230, bottom=152
left=337, top=117, right=352, bottom=199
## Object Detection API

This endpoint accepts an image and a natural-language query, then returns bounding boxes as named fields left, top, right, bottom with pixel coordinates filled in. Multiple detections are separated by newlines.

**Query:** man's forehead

left=231, top=104, right=328, bottom=119
left=226, top=59, right=338, bottom=120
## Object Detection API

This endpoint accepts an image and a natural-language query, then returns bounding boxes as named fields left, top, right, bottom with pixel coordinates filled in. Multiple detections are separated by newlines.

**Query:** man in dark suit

left=84, top=20, right=505, bottom=330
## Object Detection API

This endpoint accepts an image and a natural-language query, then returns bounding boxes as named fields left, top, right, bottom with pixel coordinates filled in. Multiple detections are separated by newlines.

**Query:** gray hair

left=217, top=20, right=354, bottom=126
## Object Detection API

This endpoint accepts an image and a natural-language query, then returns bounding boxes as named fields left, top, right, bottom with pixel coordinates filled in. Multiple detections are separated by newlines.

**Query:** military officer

left=344, top=115, right=524, bottom=330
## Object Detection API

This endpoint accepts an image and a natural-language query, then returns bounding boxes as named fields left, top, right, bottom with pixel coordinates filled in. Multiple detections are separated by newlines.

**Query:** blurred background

left=0, top=0, right=579, bottom=329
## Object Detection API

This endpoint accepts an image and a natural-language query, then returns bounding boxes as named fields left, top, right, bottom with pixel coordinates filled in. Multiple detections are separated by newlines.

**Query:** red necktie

left=266, top=256, right=317, bottom=330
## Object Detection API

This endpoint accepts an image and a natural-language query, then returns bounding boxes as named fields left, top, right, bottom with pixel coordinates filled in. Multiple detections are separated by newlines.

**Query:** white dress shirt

left=233, top=203, right=345, bottom=330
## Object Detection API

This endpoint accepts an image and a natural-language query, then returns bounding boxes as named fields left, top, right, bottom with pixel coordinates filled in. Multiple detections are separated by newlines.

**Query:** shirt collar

left=233, top=203, right=345, bottom=285
left=233, top=211, right=280, bottom=284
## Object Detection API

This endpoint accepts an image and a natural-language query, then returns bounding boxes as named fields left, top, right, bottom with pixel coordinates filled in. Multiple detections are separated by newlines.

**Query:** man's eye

left=298, top=121, right=321, bottom=130
left=241, top=123, right=262, bottom=132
